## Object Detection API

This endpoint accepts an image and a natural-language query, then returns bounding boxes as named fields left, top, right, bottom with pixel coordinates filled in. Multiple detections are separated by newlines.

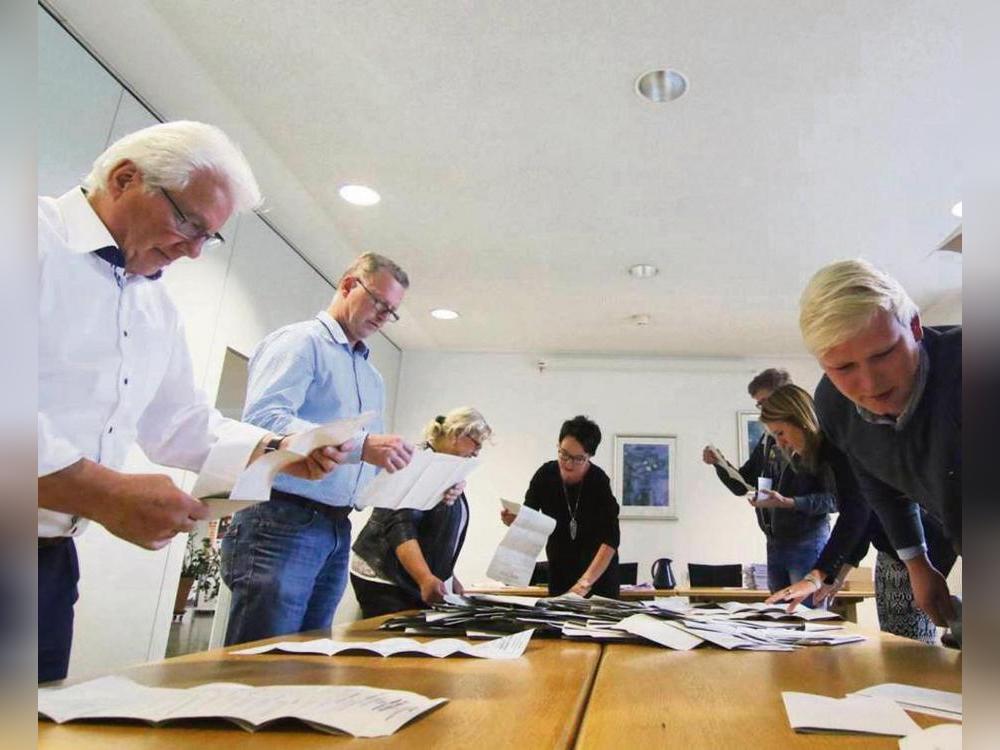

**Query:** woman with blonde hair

left=350, top=407, right=492, bottom=617
left=761, top=385, right=957, bottom=643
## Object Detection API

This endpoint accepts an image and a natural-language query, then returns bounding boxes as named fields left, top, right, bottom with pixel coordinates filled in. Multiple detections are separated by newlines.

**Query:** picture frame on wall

left=613, top=434, right=678, bottom=520
left=737, top=411, right=767, bottom=466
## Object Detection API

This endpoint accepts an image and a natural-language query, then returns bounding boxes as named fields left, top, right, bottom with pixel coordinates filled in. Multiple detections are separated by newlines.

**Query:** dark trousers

left=350, top=574, right=423, bottom=618
left=38, top=538, right=78, bottom=683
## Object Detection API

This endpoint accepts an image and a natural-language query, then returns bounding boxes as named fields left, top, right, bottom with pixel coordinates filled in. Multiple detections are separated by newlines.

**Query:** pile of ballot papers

left=381, top=594, right=865, bottom=652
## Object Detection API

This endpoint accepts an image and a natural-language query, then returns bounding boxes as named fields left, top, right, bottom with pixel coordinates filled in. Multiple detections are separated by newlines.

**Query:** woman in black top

left=502, top=415, right=621, bottom=598
left=350, top=407, right=492, bottom=617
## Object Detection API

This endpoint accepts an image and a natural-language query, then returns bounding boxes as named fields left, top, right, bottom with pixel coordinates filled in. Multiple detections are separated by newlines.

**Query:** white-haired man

left=798, top=259, right=961, bottom=633
left=38, top=121, right=351, bottom=682
left=221, top=252, right=429, bottom=645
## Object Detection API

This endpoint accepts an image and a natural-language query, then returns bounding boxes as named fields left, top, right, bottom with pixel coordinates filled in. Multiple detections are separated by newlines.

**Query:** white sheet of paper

left=707, top=445, right=754, bottom=491
left=38, top=675, right=445, bottom=737
left=851, top=683, right=962, bottom=719
left=486, top=505, right=556, bottom=586
left=354, top=448, right=480, bottom=510
left=232, top=630, right=533, bottom=660
left=614, top=614, right=704, bottom=650
left=781, top=692, right=921, bottom=736
left=192, top=412, right=375, bottom=508
left=898, top=723, right=962, bottom=750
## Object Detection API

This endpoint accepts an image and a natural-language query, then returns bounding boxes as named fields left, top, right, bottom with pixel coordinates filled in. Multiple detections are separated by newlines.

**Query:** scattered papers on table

left=193, top=412, right=375, bottom=518
left=355, top=448, right=480, bottom=511
left=486, top=506, right=556, bottom=585
left=782, top=692, right=921, bottom=736
left=898, top=723, right=962, bottom=750
left=38, top=675, right=445, bottom=737
left=380, top=594, right=864, bottom=652
left=233, top=630, right=533, bottom=660
left=850, top=683, right=962, bottom=721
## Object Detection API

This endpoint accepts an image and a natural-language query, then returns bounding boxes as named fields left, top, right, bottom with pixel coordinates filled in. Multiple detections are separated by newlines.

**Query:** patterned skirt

left=874, top=551, right=938, bottom=645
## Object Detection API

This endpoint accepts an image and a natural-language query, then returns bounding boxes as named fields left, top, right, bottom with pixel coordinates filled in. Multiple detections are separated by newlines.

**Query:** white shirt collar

left=57, top=187, right=118, bottom=254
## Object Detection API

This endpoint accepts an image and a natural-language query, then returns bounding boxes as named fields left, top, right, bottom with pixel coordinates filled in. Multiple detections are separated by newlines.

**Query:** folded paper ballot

left=38, top=675, right=445, bottom=737
left=193, top=412, right=375, bottom=519
left=232, top=630, right=534, bottom=660
left=782, top=692, right=921, bottom=736
left=707, top=445, right=754, bottom=491
left=355, top=448, right=481, bottom=511
left=850, top=683, right=962, bottom=720
left=613, top=614, right=704, bottom=650
left=898, top=724, right=962, bottom=750
left=486, top=506, right=557, bottom=585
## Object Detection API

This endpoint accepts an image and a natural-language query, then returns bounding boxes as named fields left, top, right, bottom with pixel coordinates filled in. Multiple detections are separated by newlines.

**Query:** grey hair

left=800, top=259, right=919, bottom=355
left=82, top=120, right=262, bottom=213
left=423, top=407, right=492, bottom=447
left=340, top=252, right=410, bottom=289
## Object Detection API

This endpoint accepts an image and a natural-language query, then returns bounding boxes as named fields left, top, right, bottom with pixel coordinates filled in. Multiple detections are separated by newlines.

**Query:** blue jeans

left=766, top=525, right=830, bottom=607
left=220, top=493, right=351, bottom=646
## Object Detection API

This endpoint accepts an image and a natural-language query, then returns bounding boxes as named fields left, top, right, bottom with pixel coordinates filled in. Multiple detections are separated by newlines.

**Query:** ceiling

left=45, top=0, right=962, bottom=357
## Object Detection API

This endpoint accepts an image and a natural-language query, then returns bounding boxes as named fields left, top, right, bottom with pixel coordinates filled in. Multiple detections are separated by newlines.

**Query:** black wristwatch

left=263, top=434, right=286, bottom=453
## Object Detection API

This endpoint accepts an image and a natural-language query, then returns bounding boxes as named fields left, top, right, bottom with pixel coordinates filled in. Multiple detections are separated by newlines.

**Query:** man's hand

left=905, top=554, right=956, bottom=626
left=440, top=481, right=466, bottom=506
left=765, top=577, right=820, bottom=612
left=702, top=446, right=719, bottom=465
left=361, top=434, right=415, bottom=472
left=39, top=460, right=208, bottom=551
left=279, top=438, right=355, bottom=480
left=418, top=575, right=447, bottom=605
left=747, top=489, right=794, bottom=509
left=500, top=509, right=517, bottom=527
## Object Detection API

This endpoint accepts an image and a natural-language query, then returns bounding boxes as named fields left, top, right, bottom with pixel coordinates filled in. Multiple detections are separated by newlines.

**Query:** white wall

left=39, top=7, right=401, bottom=677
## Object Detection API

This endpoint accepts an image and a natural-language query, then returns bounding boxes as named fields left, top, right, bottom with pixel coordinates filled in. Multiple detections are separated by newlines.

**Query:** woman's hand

left=765, top=577, right=820, bottom=612
left=500, top=509, right=517, bottom=527
left=451, top=577, right=465, bottom=596
left=746, top=488, right=794, bottom=509
left=418, top=575, right=447, bottom=605
left=570, top=578, right=593, bottom=597
left=440, top=481, right=466, bottom=506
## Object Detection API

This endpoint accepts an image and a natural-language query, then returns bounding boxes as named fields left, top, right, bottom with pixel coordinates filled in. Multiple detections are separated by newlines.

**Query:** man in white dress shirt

left=37, top=121, right=349, bottom=682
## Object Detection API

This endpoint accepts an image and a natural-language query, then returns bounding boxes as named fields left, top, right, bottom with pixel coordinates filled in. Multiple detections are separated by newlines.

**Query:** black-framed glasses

left=355, top=277, right=401, bottom=322
left=160, top=187, right=225, bottom=247
left=557, top=448, right=589, bottom=466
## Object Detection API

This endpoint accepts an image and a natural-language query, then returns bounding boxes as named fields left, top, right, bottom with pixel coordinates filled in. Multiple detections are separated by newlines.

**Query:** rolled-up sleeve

left=383, top=508, right=424, bottom=549
left=38, top=411, right=84, bottom=477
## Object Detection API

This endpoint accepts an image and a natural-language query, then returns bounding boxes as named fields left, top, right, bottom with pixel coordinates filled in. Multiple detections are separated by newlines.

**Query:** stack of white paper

left=850, top=683, right=962, bottom=721
left=486, top=506, right=557, bottom=585
left=355, top=449, right=480, bottom=511
left=782, top=692, right=921, bottom=736
left=38, top=675, right=445, bottom=737
left=232, top=630, right=533, bottom=660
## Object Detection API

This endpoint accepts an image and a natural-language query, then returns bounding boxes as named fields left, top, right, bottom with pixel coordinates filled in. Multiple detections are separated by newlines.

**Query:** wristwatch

left=263, top=434, right=286, bottom=453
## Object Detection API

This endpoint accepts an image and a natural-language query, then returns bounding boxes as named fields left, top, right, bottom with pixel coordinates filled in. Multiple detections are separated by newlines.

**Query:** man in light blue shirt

left=221, top=252, right=417, bottom=644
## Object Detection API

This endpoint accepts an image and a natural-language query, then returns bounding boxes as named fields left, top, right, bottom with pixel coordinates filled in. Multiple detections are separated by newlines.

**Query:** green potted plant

left=173, top=533, right=222, bottom=616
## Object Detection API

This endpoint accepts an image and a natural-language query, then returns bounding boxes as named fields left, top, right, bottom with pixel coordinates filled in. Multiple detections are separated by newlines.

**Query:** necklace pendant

left=569, top=518, right=578, bottom=541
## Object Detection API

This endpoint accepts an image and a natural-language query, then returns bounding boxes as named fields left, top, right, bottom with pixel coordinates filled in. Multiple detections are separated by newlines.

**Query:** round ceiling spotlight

left=628, top=263, right=659, bottom=279
left=430, top=308, right=460, bottom=320
left=338, top=184, right=381, bottom=206
left=951, top=201, right=962, bottom=218
left=635, top=69, right=688, bottom=103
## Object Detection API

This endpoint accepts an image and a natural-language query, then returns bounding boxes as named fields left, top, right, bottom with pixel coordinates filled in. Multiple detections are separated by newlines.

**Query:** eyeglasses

left=463, top=434, right=483, bottom=457
left=354, top=277, right=401, bottom=322
left=160, top=188, right=225, bottom=248
left=557, top=448, right=589, bottom=466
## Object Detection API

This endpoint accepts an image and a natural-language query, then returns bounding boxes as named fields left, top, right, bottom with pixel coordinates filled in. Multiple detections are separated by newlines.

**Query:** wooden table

left=38, top=616, right=601, bottom=749
left=576, top=629, right=961, bottom=749
left=466, top=585, right=877, bottom=622
left=39, top=617, right=958, bottom=749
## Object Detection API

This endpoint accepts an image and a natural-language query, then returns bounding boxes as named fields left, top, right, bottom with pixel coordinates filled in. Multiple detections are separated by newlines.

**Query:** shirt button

left=123, top=330, right=128, bottom=337
left=108, top=426, right=114, bottom=434
left=124, top=377, right=129, bottom=385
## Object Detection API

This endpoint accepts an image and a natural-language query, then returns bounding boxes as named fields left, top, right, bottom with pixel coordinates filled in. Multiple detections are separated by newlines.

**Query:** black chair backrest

left=529, top=561, right=550, bottom=586
left=618, top=562, right=638, bottom=585
left=687, top=563, right=742, bottom=587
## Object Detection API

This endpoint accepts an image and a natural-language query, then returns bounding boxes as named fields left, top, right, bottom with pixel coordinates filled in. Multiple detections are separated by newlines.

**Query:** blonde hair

left=82, top=120, right=262, bottom=213
left=799, top=259, right=919, bottom=355
left=423, top=407, right=492, bottom=449
left=758, top=384, right=823, bottom=469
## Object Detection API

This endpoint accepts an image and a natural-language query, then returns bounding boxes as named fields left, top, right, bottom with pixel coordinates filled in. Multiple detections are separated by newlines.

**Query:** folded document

left=232, top=630, right=533, bottom=660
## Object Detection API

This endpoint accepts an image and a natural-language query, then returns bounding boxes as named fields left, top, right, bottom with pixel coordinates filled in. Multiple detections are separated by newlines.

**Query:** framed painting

left=613, top=434, right=678, bottom=520
left=737, top=410, right=767, bottom=466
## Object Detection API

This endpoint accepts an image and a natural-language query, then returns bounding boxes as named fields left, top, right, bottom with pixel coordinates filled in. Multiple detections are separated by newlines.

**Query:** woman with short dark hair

left=502, top=415, right=621, bottom=598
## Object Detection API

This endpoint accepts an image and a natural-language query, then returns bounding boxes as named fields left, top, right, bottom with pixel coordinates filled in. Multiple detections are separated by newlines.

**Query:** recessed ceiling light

left=635, top=69, right=688, bottom=103
left=338, top=184, right=381, bottom=206
left=951, top=201, right=962, bottom=218
left=431, top=308, right=459, bottom=320
left=628, top=263, right=659, bottom=279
